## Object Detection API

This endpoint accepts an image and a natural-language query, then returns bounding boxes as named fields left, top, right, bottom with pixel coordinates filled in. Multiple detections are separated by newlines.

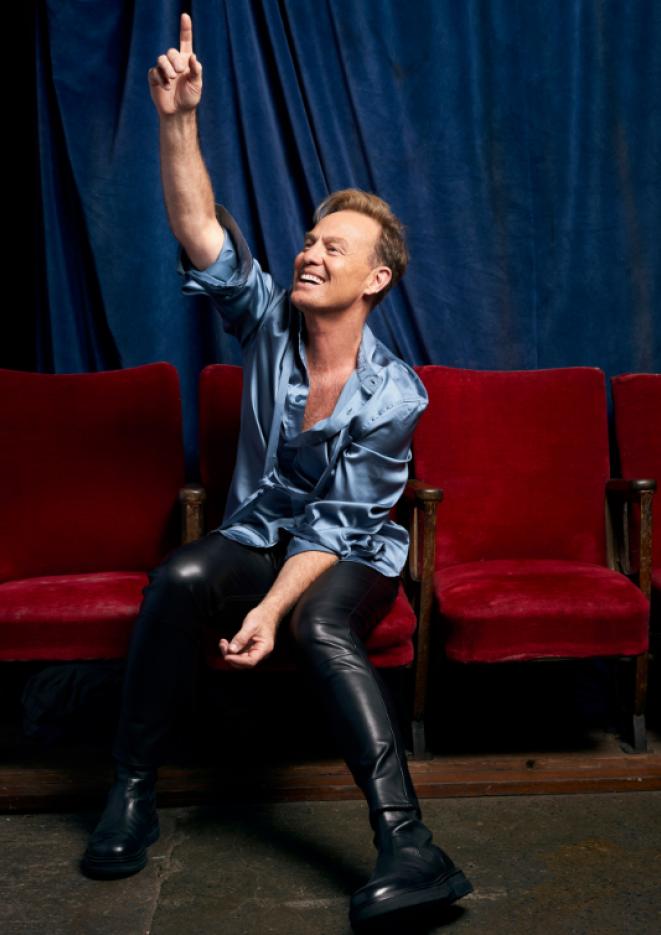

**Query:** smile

left=298, top=273, right=325, bottom=285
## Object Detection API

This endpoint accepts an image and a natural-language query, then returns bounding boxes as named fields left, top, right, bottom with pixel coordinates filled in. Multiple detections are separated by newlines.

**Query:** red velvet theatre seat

left=0, top=364, right=186, bottom=662
left=611, top=373, right=661, bottom=685
left=190, top=364, right=436, bottom=756
left=412, top=365, right=654, bottom=754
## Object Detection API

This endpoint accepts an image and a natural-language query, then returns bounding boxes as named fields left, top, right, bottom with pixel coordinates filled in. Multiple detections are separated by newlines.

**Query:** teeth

left=300, top=273, right=323, bottom=284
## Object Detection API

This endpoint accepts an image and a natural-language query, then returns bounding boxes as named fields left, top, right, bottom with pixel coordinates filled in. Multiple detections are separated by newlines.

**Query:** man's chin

left=290, top=288, right=320, bottom=311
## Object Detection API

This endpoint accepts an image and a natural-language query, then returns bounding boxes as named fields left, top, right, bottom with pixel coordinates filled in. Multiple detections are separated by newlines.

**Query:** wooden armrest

left=403, top=478, right=444, bottom=504
left=399, top=479, right=443, bottom=583
left=604, top=478, right=655, bottom=599
left=179, top=483, right=207, bottom=544
left=606, top=478, right=657, bottom=495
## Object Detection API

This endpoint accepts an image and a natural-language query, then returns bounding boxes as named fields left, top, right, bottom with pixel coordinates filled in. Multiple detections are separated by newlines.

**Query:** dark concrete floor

left=3, top=651, right=661, bottom=931
left=3, top=791, right=661, bottom=934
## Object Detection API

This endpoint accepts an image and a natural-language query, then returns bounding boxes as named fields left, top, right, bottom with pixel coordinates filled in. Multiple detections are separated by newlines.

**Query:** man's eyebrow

left=303, top=231, right=349, bottom=247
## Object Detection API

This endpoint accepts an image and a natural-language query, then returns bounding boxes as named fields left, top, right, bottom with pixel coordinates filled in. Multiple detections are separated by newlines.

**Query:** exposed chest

left=301, top=371, right=354, bottom=432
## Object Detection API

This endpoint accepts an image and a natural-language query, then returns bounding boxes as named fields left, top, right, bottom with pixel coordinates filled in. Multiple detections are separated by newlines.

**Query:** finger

left=148, top=66, right=167, bottom=88
left=228, top=617, right=262, bottom=653
left=219, top=637, right=236, bottom=657
left=180, top=11, right=193, bottom=55
left=189, top=52, right=202, bottom=75
left=155, top=64, right=172, bottom=89
left=224, top=650, right=262, bottom=669
left=166, top=47, right=186, bottom=72
left=227, top=632, right=248, bottom=653
left=157, top=53, right=177, bottom=80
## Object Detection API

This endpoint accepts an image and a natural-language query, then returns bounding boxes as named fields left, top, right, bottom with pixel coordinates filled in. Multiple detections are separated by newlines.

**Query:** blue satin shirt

left=176, top=204, right=429, bottom=578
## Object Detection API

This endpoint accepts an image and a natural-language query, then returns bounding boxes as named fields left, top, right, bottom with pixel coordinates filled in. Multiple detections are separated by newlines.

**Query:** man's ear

left=364, top=265, right=392, bottom=298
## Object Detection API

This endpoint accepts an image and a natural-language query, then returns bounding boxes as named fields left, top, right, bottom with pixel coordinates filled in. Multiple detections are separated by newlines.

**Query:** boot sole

left=349, top=867, right=473, bottom=927
left=81, top=821, right=160, bottom=880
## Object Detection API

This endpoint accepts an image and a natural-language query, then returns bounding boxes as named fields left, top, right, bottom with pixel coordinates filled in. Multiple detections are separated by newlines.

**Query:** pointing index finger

left=180, top=11, right=193, bottom=54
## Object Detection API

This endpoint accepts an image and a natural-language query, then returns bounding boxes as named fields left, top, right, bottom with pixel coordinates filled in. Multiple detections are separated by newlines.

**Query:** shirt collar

left=296, top=307, right=382, bottom=396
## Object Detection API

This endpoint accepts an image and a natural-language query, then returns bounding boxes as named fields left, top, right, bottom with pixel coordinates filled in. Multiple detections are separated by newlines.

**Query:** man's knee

left=289, top=594, right=351, bottom=655
left=145, top=539, right=217, bottom=602
left=288, top=563, right=396, bottom=664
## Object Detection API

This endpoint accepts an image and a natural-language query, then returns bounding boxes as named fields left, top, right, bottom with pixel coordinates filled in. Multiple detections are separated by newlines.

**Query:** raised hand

left=148, top=12, right=202, bottom=117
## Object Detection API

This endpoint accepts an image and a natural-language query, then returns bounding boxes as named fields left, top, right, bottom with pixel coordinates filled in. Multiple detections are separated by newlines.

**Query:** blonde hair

left=313, top=188, right=409, bottom=306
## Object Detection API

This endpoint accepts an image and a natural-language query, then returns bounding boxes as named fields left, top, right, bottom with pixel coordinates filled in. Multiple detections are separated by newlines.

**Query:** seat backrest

left=199, top=364, right=243, bottom=531
left=0, top=363, right=185, bottom=581
left=611, top=373, right=661, bottom=569
left=413, top=365, right=610, bottom=567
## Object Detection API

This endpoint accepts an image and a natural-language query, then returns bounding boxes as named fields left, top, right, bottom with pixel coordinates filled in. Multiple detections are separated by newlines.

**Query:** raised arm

left=148, top=12, right=223, bottom=270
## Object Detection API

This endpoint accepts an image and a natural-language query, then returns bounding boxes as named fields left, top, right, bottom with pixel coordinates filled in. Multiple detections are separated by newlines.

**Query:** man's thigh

left=157, top=531, right=283, bottom=636
left=287, top=560, right=400, bottom=647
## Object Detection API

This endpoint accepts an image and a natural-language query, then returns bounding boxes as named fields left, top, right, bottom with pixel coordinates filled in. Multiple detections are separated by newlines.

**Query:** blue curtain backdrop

left=31, top=0, right=660, bottom=474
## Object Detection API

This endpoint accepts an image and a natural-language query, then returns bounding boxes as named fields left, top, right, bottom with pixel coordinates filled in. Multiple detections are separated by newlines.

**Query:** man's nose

left=303, top=242, right=324, bottom=264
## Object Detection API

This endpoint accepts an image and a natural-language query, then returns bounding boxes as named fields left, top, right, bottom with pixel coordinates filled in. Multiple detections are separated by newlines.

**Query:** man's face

left=290, top=210, right=390, bottom=315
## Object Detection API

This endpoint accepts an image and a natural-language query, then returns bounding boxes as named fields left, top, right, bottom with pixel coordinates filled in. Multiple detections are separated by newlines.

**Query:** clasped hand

left=219, top=604, right=280, bottom=669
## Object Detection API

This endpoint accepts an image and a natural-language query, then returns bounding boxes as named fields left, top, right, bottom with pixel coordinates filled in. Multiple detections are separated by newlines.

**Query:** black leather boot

left=349, top=808, right=473, bottom=928
left=81, top=763, right=160, bottom=879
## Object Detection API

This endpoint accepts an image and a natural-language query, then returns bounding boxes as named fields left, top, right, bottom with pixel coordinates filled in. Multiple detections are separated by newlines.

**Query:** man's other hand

left=219, top=605, right=280, bottom=669
left=148, top=12, right=202, bottom=117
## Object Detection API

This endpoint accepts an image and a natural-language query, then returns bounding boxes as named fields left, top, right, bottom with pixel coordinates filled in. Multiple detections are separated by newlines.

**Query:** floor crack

left=144, top=811, right=190, bottom=935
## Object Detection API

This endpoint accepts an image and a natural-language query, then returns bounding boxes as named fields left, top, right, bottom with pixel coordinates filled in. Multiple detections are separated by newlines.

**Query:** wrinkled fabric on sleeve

left=176, top=203, right=283, bottom=349
left=284, top=398, right=427, bottom=572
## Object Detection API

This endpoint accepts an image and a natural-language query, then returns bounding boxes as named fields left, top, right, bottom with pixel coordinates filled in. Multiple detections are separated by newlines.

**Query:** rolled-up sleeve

left=176, top=203, right=283, bottom=349
left=284, top=397, right=428, bottom=564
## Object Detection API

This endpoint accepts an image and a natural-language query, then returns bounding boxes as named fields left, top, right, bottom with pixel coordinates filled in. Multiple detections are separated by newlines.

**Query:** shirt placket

left=282, top=356, right=308, bottom=441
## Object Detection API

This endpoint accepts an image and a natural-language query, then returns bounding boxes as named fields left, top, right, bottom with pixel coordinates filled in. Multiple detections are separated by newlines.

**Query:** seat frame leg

left=619, top=653, right=648, bottom=754
left=410, top=717, right=431, bottom=759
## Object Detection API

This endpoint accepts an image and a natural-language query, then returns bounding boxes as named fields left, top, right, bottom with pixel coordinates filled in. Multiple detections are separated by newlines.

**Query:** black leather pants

left=112, top=532, right=421, bottom=818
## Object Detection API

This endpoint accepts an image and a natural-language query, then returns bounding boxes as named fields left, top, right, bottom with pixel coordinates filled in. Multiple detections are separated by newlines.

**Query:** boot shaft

left=370, top=808, right=433, bottom=854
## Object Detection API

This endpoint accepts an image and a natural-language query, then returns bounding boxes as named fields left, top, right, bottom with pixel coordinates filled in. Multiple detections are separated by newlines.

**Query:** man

left=81, top=12, right=473, bottom=928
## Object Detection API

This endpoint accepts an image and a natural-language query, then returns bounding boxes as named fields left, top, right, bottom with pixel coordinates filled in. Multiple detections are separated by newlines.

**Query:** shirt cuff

left=175, top=203, right=254, bottom=292
left=177, top=226, right=238, bottom=282
left=284, top=536, right=340, bottom=562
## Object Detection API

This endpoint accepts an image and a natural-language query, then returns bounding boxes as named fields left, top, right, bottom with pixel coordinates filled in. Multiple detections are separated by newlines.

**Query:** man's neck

left=302, top=309, right=368, bottom=375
